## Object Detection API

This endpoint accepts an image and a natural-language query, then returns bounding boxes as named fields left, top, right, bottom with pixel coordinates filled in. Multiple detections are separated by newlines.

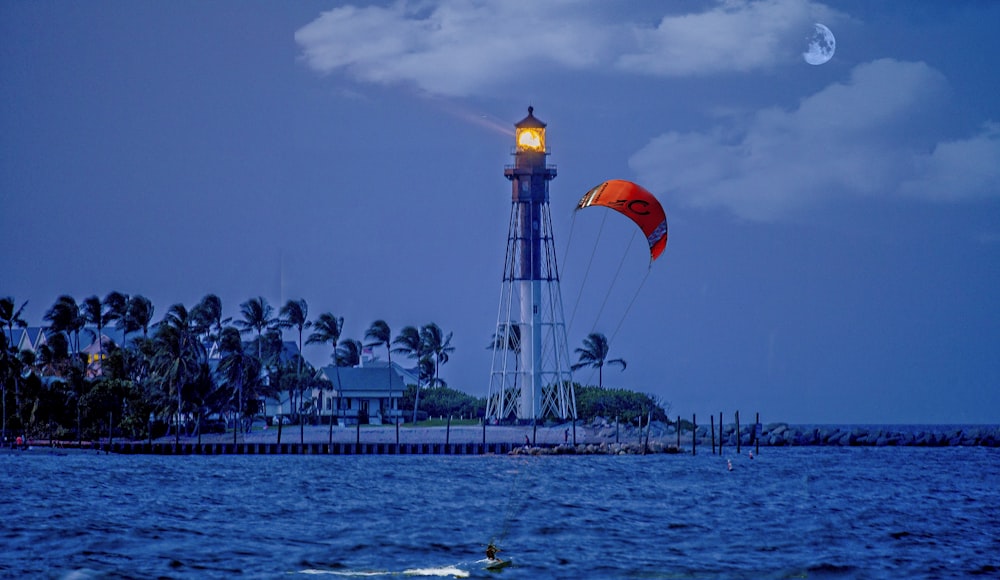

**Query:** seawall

left=102, top=441, right=518, bottom=455
left=20, top=423, right=1000, bottom=455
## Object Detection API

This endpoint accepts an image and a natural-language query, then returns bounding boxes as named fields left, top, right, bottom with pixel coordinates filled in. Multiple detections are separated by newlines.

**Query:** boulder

left=766, top=423, right=788, bottom=436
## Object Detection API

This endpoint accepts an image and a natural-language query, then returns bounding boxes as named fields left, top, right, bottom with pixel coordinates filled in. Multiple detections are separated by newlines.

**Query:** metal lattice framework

left=486, top=175, right=575, bottom=421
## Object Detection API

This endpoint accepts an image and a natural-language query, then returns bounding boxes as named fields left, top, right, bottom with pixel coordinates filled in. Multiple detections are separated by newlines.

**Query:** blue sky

left=2, top=0, right=998, bottom=424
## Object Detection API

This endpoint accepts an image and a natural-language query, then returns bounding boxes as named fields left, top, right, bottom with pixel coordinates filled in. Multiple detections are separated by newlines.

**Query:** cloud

left=899, top=122, right=1000, bottom=202
left=295, top=0, right=836, bottom=97
left=629, top=59, right=999, bottom=221
left=294, top=0, right=613, bottom=97
left=617, top=0, right=832, bottom=76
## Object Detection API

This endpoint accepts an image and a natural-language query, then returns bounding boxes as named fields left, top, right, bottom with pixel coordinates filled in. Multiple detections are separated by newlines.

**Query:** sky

left=2, top=0, right=998, bottom=424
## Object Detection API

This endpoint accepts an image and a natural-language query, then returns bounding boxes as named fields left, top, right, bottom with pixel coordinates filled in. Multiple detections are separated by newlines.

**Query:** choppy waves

left=3, top=448, right=998, bottom=578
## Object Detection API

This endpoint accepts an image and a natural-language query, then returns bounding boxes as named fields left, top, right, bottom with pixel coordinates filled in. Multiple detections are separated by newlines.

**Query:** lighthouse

left=486, top=107, right=576, bottom=422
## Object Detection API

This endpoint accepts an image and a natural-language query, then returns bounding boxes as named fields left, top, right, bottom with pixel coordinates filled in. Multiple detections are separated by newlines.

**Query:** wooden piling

left=710, top=414, right=716, bottom=455
left=355, top=421, right=360, bottom=446
left=646, top=411, right=652, bottom=451
left=446, top=415, right=451, bottom=445
left=735, top=410, right=741, bottom=454
left=676, top=415, right=681, bottom=450
left=692, top=413, right=696, bottom=456
left=755, top=412, right=760, bottom=456
left=719, top=412, right=723, bottom=454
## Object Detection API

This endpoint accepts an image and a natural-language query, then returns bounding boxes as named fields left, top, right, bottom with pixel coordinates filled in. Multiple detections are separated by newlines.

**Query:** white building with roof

left=313, top=362, right=415, bottom=425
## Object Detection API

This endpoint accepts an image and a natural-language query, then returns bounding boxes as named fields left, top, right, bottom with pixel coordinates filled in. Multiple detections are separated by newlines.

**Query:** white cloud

left=295, top=0, right=836, bottom=96
left=617, top=0, right=831, bottom=76
left=630, top=59, right=999, bottom=221
left=900, top=122, right=1000, bottom=202
left=294, top=0, right=614, bottom=97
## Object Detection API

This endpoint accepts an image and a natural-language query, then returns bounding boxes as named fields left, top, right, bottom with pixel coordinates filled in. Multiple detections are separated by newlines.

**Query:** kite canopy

left=576, top=180, right=668, bottom=262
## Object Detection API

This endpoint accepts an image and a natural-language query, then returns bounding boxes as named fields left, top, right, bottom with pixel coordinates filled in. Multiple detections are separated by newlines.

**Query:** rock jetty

left=509, top=420, right=1000, bottom=455
left=536, top=418, right=1000, bottom=455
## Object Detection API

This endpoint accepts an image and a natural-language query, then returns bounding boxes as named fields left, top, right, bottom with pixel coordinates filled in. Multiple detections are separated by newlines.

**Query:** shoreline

left=17, top=422, right=1000, bottom=452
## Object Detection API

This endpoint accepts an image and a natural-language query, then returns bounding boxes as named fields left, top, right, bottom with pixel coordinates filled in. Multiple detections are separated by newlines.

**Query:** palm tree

left=364, top=319, right=392, bottom=364
left=487, top=322, right=521, bottom=371
left=216, top=326, right=261, bottom=443
left=103, top=293, right=155, bottom=387
left=236, top=297, right=277, bottom=359
left=186, top=362, right=217, bottom=446
left=81, top=295, right=112, bottom=362
left=261, top=329, right=299, bottom=442
left=278, top=299, right=310, bottom=436
left=308, top=313, right=344, bottom=362
left=279, top=299, right=311, bottom=422
left=1, top=332, right=16, bottom=440
left=571, top=332, right=626, bottom=389
left=365, top=319, right=394, bottom=423
left=44, top=295, right=85, bottom=356
left=36, top=333, right=71, bottom=377
left=103, top=291, right=154, bottom=344
left=1, top=296, right=29, bottom=348
left=392, top=326, right=429, bottom=423
left=336, top=338, right=363, bottom=368
left=151, top=303, right=205, bottom=445
left=278, top=299, right=311, bottom=372
left=307, top=312, right=345, bottom=426
left=192, top=294, right=229, bottom=353
left=421, top=323, right=454, bottom=388
left=129, top=295, right=155, bottom=338
left=103, top=292, right=134, bottom=345
left=1, top=297, right=29, bottom=422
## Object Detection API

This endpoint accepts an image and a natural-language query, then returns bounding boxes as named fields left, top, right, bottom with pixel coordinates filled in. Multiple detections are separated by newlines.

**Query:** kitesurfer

left=484, top=542, right=509, bottom=570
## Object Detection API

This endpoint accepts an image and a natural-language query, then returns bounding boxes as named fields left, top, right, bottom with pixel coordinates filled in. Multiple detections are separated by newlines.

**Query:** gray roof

left=320, top=365, right=406, bottom=396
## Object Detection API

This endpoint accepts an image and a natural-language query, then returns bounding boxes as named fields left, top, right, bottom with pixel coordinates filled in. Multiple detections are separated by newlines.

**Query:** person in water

left=486, top=543, right=500, bottom=561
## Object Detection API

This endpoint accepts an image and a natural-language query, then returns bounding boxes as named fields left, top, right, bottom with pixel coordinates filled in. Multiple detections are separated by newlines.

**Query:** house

left=81, top=333, right=118, bottom=378
left=7, top=326, right=125, bottom=377
left=3, top=326, right=49, bottom=353
left=313, top=362, right=414, bottom=425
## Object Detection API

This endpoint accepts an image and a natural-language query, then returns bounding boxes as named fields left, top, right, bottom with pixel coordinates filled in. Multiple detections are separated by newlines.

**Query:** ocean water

left=3, top=447, right=998, bottom=579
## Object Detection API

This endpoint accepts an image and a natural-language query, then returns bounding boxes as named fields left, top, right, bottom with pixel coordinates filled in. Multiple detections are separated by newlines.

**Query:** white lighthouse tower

left=486, top=107, right=576, bottom=422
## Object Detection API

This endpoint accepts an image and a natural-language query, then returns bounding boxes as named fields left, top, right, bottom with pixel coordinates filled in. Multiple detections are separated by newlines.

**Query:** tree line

left=2, top=294, right=668, bottom=445
left=0, top=294, right=454, bottom=445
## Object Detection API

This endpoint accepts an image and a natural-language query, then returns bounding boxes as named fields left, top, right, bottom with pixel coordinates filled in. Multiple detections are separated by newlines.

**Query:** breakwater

left=668, top=423, right=1000, bottom=449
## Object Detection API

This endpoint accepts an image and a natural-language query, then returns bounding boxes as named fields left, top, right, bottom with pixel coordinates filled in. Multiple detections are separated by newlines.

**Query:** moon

left=803, top=23, right=835, bottom=65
